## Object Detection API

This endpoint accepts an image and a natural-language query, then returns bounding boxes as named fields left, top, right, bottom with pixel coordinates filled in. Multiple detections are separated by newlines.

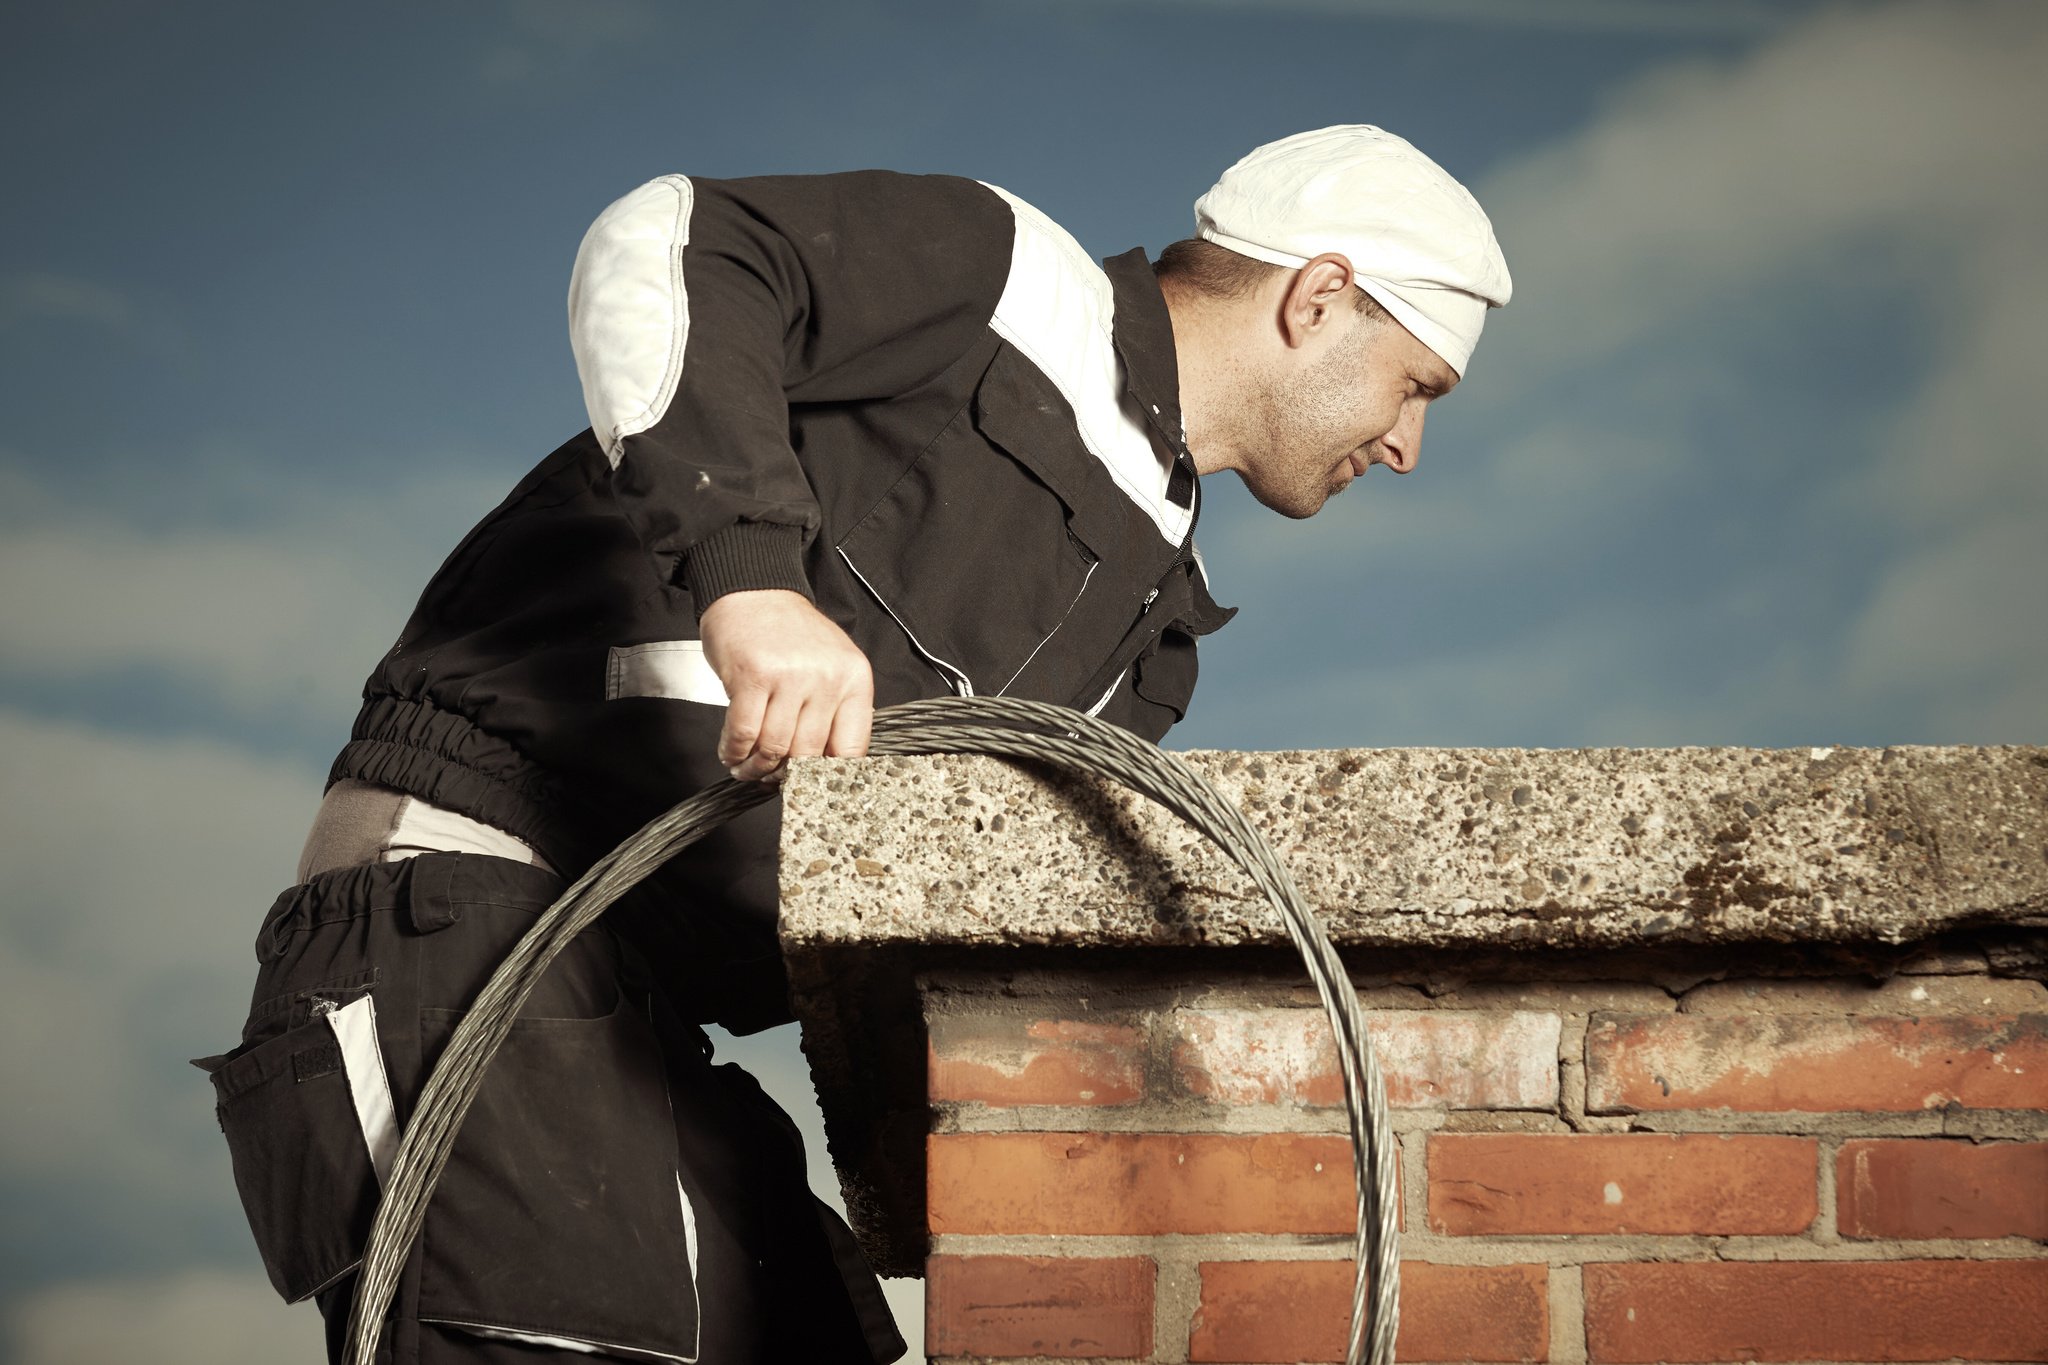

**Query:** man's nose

left=1378, top=404, right=1424, bottom=474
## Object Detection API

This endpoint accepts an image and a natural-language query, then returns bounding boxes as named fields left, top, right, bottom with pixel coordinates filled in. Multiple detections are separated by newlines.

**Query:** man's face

left=1239, top=289, right=1459, bottom=520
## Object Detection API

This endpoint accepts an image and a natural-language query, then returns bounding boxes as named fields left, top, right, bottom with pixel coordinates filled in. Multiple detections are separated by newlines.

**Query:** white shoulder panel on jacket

left=979, top=183, right=1192, bottom=549
left=567, top=175, right=695, bottom=469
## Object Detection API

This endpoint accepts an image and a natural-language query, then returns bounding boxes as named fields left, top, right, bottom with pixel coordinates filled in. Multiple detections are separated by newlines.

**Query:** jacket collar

left=1102, top=247, right=1197, bottom=511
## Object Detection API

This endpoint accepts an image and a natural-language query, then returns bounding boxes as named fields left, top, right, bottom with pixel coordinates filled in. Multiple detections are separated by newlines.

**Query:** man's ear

left=1278, top=253, right=1359, bottom=349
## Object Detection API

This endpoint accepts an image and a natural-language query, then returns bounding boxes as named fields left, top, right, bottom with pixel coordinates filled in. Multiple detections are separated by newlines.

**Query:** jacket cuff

left=681, top=522, right=813, bottom=617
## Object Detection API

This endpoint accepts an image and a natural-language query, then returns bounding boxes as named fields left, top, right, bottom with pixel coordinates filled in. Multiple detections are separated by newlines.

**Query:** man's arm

left=568, top=171, right=1015, bottom=776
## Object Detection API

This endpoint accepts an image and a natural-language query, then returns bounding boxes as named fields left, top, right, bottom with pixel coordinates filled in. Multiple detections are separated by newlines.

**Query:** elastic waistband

left=327, top=694, right=592, bottom=869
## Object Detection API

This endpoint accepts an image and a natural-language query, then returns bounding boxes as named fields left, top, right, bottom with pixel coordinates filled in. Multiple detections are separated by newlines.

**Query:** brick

left=1680, top=975, right=2047, bottom=1015
left=1173, top=1008, right=1560, bottom=1110
left=1897, top=945, right=1993, bottom=975
left=1188, top=1261, right=1547, bottom=1363
left=929, top=1015, right=1145, bottom=1107
left=928, top=1132, right=1358, bottom=1235
left=1585, top=1013, right=2048, bottom=1113
left=1838, top=1139, right=2048, bottom=1240
left=1430, top=981, right=1678, bottom=1013
left=1428, top=1133, right=1817, bottom=1235
left=1585, top=1260, right=2048, bottom=1363
left=926, top=1255, right=1152, bottom=1359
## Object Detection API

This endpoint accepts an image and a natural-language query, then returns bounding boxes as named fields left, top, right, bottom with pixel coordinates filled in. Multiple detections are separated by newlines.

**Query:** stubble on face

left=1238, top=316, right=1379, bottom=519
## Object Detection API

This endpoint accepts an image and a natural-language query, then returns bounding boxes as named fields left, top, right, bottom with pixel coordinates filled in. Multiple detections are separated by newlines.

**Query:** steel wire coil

left=343, top=695, right=1400, bottom=1365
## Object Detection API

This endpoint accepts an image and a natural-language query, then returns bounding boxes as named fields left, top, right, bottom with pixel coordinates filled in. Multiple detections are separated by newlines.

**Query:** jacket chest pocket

left=837, top=401, right=1099, bottom=698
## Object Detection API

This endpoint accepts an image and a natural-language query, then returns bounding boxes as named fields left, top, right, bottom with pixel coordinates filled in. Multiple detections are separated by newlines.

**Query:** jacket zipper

left=1162, top=476, right=1201, bottom=588
left=996, top=557, right=1098, bottom=696
left=1082, top=563, right=1167, bottom=717
left=838, top=548, right=976, bottom=696
left=1081, top=559, right=1156, bottom=717
left=1082, top=465, right=1205, bottom=716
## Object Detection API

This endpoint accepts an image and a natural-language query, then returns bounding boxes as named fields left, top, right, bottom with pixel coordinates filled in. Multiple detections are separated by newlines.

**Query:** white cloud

left=0, top=708, right=320, bottom=1180
left=5, top=1269, right=322, bottom=1365
left=0, top=522, right=390, bottom=716
left=1468, top=0, right=2048, bottom=401
left=0, top=466, right=503, bottom=730
left=0, top=709, right=319, bottom=967
left=1840, top=511, right=2048, bottom=738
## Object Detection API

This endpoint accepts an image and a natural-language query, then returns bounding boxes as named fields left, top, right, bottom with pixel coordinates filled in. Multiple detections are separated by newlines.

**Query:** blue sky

left=2, top=1, right=2043, bottom=1360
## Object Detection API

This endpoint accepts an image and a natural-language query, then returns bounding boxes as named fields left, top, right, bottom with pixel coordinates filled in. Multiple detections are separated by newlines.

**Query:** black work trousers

left=198, top=852, right=902, bottom=1365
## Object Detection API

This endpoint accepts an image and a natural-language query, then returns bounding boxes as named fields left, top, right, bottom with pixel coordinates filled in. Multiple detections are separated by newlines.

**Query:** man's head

left=1159, top=125, right=1510, bottom=517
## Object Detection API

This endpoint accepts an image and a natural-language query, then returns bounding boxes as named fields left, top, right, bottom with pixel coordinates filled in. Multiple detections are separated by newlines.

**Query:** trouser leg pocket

left=203, top=1002, right=388, bottom=1303
left=415, top=997, right=700, bottom=1360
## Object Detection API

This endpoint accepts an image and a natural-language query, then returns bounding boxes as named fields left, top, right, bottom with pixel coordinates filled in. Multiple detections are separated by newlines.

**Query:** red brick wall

left=921, top=967, right=2048, bottom=1363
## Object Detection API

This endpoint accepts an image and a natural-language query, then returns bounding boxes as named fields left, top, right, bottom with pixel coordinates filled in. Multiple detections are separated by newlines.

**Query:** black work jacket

left=328, top=172, right=1233, bottom=1028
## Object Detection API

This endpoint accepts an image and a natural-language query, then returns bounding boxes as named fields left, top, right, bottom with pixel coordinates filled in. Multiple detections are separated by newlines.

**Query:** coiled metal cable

left=343, top=695, right=1400, bottom=1365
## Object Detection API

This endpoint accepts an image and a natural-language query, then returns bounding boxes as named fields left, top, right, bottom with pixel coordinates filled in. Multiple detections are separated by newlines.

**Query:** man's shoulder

left=971, top=182, right=1118, bottom=358
left=976, top=182, right=1104, bottom=284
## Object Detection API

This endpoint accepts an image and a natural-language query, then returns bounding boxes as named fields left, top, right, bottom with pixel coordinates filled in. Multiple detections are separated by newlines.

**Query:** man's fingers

left=717, top=686, right=767, bottom=770
left=824, top=685, right=873, bottom=759
left=782, top=696, right=837, bottom=771
left=731, top=689, right=802, bottom=782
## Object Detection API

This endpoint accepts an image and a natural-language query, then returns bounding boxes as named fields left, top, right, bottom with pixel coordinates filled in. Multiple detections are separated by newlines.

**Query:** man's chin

left=1259, top=492, right=1322, bottom=521
left=1237, top=471, right=1324, bottom=520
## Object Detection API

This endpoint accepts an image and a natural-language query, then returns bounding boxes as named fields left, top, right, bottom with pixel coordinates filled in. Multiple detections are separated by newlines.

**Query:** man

left=202, top=124, right=1508, bottom=1364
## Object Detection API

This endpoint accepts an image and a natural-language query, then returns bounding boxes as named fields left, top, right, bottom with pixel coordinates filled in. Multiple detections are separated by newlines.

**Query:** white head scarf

left=1194, top=125, right=1512, bottom=376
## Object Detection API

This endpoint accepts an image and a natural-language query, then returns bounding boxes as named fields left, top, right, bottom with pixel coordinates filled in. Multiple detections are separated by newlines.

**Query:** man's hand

left=698, top=589, right=874, bottom=782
